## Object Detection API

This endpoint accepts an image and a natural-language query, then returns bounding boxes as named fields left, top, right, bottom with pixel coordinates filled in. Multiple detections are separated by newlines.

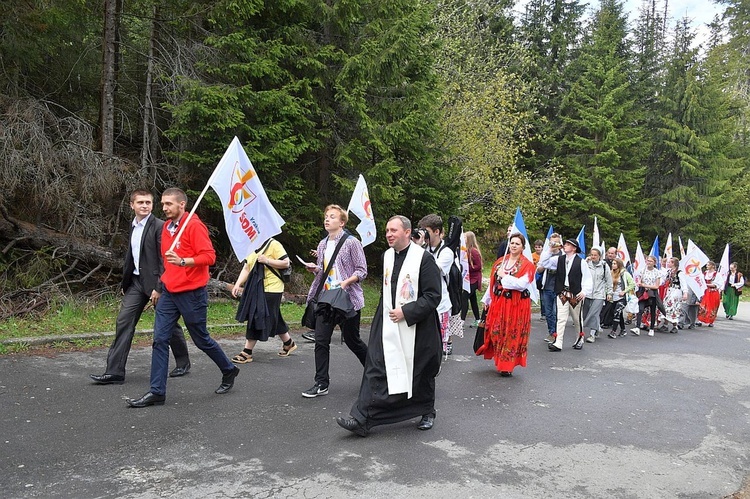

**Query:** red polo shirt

left=161, top=213, right=216, bottom=293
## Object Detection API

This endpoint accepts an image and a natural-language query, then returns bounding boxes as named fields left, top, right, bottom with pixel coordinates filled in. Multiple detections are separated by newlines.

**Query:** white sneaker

left=630, top=327, right=640, bottom=336
left=648, top=329, right=655, bottom=337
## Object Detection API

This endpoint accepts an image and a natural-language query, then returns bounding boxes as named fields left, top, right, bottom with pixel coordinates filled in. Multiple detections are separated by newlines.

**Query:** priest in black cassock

left=336, top=215, right=442, bottom=437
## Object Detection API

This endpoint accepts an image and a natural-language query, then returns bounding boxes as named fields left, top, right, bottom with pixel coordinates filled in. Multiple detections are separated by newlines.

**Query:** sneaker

left=572, top=333, right=585, bottom=350
left=301, top=383, right=328, bottom=398
left=708, top=323, right=714, bottom=327
left=585, top=335, right=595, bottom=343
left=545, top=334, right=557, bottom=343
left=301, top=331, right=316, bottom=342
left=618, top=330, right=628, bottom=337
left=278, top=341, right=297, bottom=357
left=608, top=332, right=617, bottom=339
left=630, top=327, right=641, bottom=336
left=648, top=329, right=655, bottom=337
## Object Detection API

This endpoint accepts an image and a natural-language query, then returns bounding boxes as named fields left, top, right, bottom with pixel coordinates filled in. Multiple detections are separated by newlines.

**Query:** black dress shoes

left=548, top=343, right=562, bottom=352
left=215, top=366, right=240, bottom=394
left=126, top=392, right=165, bottom=408
left=336, top=417, right=368, bottom=437
left=90, top=374, right=125, bottom=385
left=417, top=415, right=434, bottom=431
left=169, top=364, right=191, bottom=377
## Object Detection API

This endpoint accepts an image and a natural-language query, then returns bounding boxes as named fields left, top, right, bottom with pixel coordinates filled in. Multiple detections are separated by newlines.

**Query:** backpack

left=438, top=244, right=463, bottom=316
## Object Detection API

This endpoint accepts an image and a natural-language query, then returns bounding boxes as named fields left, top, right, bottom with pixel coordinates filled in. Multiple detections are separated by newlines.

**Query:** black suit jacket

left=122, top=215, right=166, bottom=295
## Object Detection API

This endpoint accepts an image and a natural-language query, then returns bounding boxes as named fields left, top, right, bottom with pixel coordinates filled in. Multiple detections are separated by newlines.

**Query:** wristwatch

left=180, top=258, right=186, bottom=267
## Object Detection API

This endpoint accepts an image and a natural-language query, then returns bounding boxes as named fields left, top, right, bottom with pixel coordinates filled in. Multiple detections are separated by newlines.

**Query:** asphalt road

left=2, top=304, right=749, bottom=498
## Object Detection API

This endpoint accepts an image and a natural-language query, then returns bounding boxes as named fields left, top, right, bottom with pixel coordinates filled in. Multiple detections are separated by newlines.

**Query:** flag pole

left=167, top=156, right=227, bottom=252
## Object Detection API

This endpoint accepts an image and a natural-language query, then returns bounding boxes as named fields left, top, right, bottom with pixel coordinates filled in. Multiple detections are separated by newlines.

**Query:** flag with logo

left=208, top=137, right=285, bottom=261
left=346, top=174, right=376, bottom=247
left=716, top=244, right=730, bottom=292
left=680, top=245, right=710, bottom=299
left=510, top=207, right=539, bottom=303
left=616, top=233, right=631, bottom=265
left=632, top=242, right=646, bottom=280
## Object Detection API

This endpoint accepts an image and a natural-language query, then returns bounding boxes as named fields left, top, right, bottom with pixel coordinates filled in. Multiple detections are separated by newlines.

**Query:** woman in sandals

left=231, top=237, right=296, bottom=363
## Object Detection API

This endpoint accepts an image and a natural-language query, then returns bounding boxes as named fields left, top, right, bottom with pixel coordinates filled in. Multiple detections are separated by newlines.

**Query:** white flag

left=678, top=236, right=685, bottom=258
left=208, top=137, right=285, bottom=261
left=459, top=232, right=471, bottom=293
left=632, top=242, right=646, bottom=280
left=592, top=217, right=601, bottom=253
left=716, top=244, right=730, bottom=292
left=617, top=233, right=631, bottom=266
left=687, top=239, right=697, bottom=254
left=347, top=174, right=376, bottom=247
left=664, top=233, right=673, bottom=259
left=680, top=247, right=710, bottom=299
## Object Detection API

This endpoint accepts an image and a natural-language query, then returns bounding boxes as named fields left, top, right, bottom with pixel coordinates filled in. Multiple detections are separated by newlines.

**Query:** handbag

left=635, top=286, right=646, bottom=298
left=301, top=234, right=350, bottom=329
left=735, top=287, right=743, bottom=296
left=472, top=309, right=488, bottom=354
left=625, top=295, right=639, bottom=314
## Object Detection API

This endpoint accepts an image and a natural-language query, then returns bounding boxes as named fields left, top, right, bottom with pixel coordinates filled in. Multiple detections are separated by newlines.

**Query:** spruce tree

left=554, top=0, right=644, bottom=242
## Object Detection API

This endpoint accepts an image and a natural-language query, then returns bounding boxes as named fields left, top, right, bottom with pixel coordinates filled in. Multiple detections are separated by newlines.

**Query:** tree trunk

left=99, top=0, right=118, bottom=156
left=141, top=4, right=159, bottom=179
left=0, top=216, right=121, bottom=269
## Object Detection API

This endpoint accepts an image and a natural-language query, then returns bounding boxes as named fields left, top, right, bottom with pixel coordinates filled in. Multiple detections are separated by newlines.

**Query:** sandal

left=278, top=341, right=297, bottom=357
left=231, top=352, right=253, bottom=364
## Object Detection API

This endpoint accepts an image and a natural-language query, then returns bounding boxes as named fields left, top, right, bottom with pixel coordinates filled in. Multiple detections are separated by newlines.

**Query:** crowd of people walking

left=89, top=190, right=743, bottom=437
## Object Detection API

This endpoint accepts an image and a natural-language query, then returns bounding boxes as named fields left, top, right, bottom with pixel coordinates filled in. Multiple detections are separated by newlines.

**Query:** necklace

left=503, top=257, right=518, bottom=272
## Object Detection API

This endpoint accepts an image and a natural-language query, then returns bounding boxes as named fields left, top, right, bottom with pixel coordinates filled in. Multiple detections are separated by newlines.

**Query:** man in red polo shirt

left=127, top=188, right=239, bottom=408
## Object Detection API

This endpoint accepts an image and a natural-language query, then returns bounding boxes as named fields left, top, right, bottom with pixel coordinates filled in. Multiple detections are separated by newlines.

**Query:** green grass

left=0, top=280, right=383, bottom=348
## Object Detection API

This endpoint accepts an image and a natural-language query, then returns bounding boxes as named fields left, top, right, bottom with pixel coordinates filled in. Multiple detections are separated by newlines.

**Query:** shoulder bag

left=301, top=234, right=350, bottom=329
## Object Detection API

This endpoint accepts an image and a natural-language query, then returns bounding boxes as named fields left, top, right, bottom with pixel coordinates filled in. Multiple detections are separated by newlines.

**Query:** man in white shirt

left=548, top=239, right=593, bottom=351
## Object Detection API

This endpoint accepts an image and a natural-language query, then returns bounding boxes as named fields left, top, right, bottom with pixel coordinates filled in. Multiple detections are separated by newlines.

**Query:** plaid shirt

left=306, top=232, right=368, bottom=310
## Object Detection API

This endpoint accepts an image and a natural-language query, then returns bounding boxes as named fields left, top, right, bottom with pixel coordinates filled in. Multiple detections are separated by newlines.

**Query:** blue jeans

left=150, top=287, right=234, bottom=395
left=541, top=289, right=558, bottom=334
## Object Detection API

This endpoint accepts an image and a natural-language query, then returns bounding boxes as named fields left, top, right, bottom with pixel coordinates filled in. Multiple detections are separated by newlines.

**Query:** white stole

left=382, top=242, right=423, bottom=398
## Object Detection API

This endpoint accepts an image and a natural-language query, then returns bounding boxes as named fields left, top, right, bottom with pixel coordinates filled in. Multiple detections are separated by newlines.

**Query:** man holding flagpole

left=126, top=188, right=239, bottom=408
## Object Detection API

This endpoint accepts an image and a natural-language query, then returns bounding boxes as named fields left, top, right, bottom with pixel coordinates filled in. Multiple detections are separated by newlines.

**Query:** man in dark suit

left=90, top=189, right=191, bottom=385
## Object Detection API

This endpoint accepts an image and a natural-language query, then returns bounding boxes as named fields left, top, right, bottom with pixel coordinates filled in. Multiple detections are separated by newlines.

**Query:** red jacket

left=161, top=213, right=215, bottom=293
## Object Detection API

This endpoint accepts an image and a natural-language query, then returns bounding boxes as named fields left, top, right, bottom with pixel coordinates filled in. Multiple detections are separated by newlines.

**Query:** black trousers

left=104, top=275, right=190, bottom=377
left=313, top=311, right=367, bottom=387
left=460, top=284, right=480, bottom=321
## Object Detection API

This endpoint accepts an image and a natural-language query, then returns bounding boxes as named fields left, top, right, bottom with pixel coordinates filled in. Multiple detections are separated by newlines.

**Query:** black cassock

left=350, top=246, right=442, bottom=430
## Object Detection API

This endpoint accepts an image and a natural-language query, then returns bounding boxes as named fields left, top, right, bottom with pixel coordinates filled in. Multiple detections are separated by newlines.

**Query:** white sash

left=382, top=242, right=423, bottom=398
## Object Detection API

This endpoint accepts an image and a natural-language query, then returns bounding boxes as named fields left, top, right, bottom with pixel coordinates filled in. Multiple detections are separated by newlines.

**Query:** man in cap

left=548, top=238, right=593, bottom=351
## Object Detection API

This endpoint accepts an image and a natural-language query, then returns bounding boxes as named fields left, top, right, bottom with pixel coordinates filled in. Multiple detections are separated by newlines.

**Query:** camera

left=411, top=227, right=429, bottom=244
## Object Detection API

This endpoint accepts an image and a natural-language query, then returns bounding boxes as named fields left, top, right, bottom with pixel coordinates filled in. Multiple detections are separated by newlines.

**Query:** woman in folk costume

left=477, top=233, right=535, bottom=377
left=722, top=262, right=744, bottom=320
left=660, top=257, right=684, bottom=332
left=697, top=261, right=721, bottom=327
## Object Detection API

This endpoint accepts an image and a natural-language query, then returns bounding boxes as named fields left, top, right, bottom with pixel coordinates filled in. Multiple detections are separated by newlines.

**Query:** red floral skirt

left=698, top=288, right=720, bottom=325
left=476, top=290, right=531, bottom=372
